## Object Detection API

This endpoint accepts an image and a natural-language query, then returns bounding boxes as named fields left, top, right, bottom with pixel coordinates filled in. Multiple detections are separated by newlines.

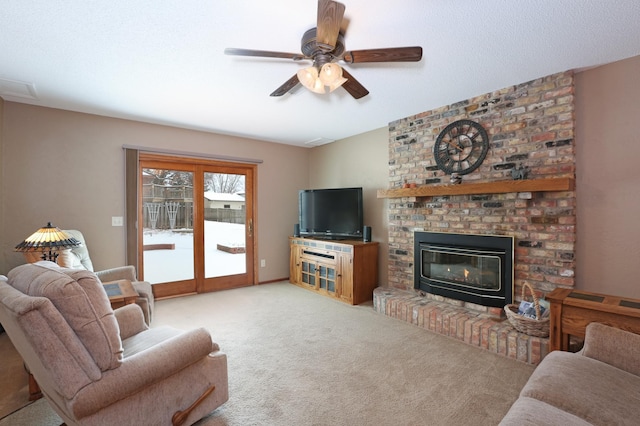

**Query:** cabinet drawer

left=299, top=248, right=338, bottom=265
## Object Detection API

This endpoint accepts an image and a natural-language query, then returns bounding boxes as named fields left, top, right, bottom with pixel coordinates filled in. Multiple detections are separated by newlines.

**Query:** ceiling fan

left=224, top=0, right=422, bottom=99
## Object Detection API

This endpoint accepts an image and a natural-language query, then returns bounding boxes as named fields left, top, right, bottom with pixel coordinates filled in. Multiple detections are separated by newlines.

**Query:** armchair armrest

left=96, top=265, right=136, bottom=283
left=113, top=304, right=148, bottom=339
left=581, top=322, right=640, bottom=376
left=71, top=327, right=218, bottom=418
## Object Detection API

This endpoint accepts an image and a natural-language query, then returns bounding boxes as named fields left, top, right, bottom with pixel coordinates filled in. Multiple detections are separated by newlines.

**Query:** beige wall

left=575, top=55, right=640, bottom=298
left=0, top=103, right=309, bottom=282
left=0, top=97, right=4, bottom=256
left=2, top=54, right=639, bottom=298
left=308, top=128, right=389, bottom=285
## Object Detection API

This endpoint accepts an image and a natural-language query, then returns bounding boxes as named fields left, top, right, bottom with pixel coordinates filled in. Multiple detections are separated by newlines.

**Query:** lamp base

left=41, top=250, right=59, bottom=263
left=23, top=250, right=60, bottom=264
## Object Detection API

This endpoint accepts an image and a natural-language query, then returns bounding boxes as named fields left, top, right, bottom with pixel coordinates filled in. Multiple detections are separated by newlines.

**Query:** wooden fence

left=142, top=202, right=244, bottom=229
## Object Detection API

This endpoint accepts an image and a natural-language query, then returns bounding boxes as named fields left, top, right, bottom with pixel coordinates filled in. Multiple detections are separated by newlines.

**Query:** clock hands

left=447, top=141, right=463, bottom=152
left=441, top=137, right=463, bottom=152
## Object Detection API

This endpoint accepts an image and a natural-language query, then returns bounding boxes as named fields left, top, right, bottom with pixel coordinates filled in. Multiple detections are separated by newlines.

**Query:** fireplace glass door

left=414, top=232, right=513, bottom=307
left=421, top=245, right=502, bottom=293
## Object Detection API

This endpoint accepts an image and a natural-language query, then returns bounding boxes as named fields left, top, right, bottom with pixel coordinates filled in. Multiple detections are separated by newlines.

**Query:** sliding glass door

left=138, top=153, right=256, bottom=298
left=141, top=165, right=196, bottom=295
left=200, top=164, right=255, bottom=293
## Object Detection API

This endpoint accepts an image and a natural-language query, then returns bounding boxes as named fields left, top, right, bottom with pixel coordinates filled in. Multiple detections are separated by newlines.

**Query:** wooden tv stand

left=289, top=237, right=378, bottom=305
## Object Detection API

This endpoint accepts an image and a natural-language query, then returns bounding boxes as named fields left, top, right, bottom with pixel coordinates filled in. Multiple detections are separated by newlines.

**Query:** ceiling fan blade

left=316, top=0, right=346, bottom=51
left=225, top=48, right=305, bottom=61
left=342, top=46, right=423, bottom=63
left=340, top=69, right=369, bottom=99
left=270, top=74, right=300, bottom=97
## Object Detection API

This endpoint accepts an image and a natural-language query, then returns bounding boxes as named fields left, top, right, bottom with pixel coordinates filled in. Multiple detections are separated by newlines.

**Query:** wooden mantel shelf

left=377, top=177, right=574, bottom=198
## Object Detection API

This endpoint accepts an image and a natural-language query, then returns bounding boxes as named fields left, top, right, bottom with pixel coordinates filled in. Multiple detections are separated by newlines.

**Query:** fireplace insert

left=414, top=232, right=513, bottom=308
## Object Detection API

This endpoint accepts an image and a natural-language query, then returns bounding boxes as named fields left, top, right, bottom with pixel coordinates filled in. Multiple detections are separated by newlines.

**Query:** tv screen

left=298, top=187, right=364, bottom=239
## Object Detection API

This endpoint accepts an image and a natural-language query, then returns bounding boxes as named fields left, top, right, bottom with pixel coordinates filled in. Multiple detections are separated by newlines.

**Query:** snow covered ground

left=142, top=220, right=246, bottom=284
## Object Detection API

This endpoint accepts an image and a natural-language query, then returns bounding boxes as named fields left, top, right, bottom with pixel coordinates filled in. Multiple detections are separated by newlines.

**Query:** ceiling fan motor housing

left=301, top=27, right=345, bottom=64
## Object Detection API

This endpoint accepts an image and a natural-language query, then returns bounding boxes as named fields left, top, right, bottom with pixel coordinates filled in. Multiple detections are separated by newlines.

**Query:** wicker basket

left=504, top=283, right=550, bottom=337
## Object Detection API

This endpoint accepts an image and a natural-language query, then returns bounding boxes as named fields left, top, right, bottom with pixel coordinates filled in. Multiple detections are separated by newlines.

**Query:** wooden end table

left=103, top=279, right=138, bottom=309
left=547, top=288, right=640, bottom=352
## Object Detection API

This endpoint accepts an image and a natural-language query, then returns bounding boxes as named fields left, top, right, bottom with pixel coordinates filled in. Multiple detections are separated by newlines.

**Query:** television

left=298, top=187, right=364, bottom=240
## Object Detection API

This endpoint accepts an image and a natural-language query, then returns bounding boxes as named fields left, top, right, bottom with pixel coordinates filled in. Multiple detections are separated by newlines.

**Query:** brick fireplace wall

left=386, top=71, right=576, bottom=303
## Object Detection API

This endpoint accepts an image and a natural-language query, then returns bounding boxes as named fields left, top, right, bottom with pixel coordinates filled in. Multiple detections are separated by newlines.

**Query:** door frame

left=136, top=152, right=258, bottom=298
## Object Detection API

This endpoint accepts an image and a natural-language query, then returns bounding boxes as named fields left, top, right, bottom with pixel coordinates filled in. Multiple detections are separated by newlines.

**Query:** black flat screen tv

left=298, top=187, right=364, bottom=240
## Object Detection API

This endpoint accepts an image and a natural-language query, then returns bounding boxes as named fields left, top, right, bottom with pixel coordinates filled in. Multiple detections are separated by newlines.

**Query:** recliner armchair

left=0, top=262, right=228, bottom=426
left=58, top=229, right=154, bottom=325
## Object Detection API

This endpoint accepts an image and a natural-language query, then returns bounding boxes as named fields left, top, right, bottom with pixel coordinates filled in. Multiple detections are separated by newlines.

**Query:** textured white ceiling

left=1, top=0, right=639, bottom=147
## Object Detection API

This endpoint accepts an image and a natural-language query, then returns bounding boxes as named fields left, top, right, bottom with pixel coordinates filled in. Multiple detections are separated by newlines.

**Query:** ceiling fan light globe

left=319, top=63, right=343, bottom=85
left=328, top=76, right=348, bottom=92
left=297, top=67, right=319, bottom=89
left=311, top=77, right=326, bottom=94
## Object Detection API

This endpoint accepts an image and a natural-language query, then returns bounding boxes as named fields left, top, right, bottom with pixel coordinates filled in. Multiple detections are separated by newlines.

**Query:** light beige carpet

left=1, top=282, right=534, bottom=425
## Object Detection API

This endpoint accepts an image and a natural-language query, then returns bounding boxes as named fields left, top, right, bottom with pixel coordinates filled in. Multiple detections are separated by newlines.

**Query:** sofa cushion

left=582, top=322, right=640, bottom=376
left=500, top=396, right=592, bottom=426
left=519, top=351, right=640, bottom=425
left=8, top=261, right=123, bottom=371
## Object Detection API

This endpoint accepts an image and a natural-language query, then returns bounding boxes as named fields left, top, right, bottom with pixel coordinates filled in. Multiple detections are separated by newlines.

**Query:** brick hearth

left=373, top=287, right=549, bottom=365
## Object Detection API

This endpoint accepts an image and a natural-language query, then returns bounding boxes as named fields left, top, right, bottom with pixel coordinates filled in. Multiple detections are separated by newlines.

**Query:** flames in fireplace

left=439, top=265, right=490, bottom=287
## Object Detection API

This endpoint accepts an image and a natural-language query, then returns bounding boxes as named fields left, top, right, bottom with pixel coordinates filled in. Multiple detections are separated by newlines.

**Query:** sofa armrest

left=113, top=304, right=148, bottom=339
left=95, top=265, right=136, bottom=282
left=71, top=327, right=218, bottom=418
left=581, top=322, right=640, bottom=376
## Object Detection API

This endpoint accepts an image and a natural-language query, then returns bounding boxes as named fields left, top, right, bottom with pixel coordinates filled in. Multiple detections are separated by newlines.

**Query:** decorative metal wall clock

left=434, top=119, right=489, bottom=175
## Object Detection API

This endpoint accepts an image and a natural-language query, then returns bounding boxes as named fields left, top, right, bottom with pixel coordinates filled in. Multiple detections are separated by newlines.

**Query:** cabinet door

left=290, top=244, right=302, bottom=283
left=300, top=260, right=317, bottom=288
left=338, top=252, right=354, bottom=303
left=317, top=262, right=337, bottom=294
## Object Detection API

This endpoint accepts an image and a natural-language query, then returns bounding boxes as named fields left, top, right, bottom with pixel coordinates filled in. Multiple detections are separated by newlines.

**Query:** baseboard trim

left=258, top=278, right=289, bottom=285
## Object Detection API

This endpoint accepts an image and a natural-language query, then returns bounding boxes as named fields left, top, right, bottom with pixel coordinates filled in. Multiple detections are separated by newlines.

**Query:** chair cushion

left=57, top=248, right=85, bottom=270
left=8, top=261, right=123, bottom=371
left=0, top=280, right=102, bottom=399
left=60, top=229, right=94, bottom=271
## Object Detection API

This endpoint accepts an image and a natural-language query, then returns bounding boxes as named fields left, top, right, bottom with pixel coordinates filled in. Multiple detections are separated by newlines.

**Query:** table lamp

left=15, top=222, right=81, bottom=263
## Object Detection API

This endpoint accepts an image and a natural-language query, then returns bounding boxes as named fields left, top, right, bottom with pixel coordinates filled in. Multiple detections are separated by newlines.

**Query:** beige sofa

left=0, top=261, right=228, bottom=425
left=501, top=322, right=640, bottom=425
